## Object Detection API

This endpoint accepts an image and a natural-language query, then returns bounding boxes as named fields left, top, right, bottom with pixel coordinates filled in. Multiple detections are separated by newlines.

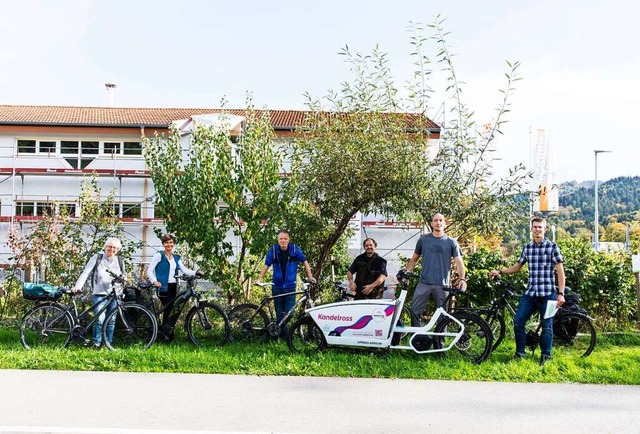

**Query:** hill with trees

left=559, top=176, right=640, bottom=225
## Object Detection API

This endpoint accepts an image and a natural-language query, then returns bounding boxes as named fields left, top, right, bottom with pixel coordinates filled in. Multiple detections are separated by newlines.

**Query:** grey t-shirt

left=414, top=234, right=462, bottom=285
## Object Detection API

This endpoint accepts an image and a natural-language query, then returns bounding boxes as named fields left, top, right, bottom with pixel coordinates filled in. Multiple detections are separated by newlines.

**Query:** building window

left=61, top=141, right=79, bottom=154
left=153, top=203, right=166, bottom=219
left=17, top=140, right=36, bottom=154
left=123, top=141, right=142, bottom=155
left=39, top=141, right=57, bottom=153
left=96, top=203, right=117, bottom=218
left=16, top=201, right=77, bottom=217
left=120, top=203, right=141, bottom=218
left=35, top=203, right=54, bottom=216
left=60, top=140, right=99, bottom=169
left=16, top=202, right=35, bottom=216
left=58, top=203, right=77, bottom=216
left=104, top=142, right=122, bottom=155
left=81, top=141, right=99, bottom=155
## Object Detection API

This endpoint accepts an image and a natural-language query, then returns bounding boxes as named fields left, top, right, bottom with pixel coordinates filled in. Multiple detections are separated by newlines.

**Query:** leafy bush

left=465, top=239, right=637, bottom=331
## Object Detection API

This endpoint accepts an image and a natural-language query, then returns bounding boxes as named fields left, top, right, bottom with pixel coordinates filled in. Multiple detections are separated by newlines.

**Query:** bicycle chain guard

left=267, top=322, right=281, bottom=338
left=70, top=325, right=89, bottom=344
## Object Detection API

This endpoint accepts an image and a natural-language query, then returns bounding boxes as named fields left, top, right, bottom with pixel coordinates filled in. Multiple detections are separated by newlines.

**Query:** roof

left=0, top=105, right=440, bottom=131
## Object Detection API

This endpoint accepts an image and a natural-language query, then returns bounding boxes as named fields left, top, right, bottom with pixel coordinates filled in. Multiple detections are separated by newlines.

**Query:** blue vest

left=265, top=243, right=306, bottom=290
left=153, top=253, right=181, bottom=294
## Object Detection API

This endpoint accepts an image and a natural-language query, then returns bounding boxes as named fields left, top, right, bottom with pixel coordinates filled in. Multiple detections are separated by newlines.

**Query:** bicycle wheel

left=287, top=315, right=325, bottom=354
left=434, top=311, right=493, bottom=364
left=553, top=312, right=596, bottom=357
left=20, top=304, right=73, bottom=349
left=228, top=303, right=269, bottom=342
left=185, top=302, right=230, bottom=347
left=485, top=311, right=506, bottom=352
left=103, top=303, right=158, bottom=351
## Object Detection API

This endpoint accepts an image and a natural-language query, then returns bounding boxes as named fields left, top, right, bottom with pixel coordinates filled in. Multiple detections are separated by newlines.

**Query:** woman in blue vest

left=147, top=233, right=202, bottom=341
left=256, top=230, right=315, bottom=337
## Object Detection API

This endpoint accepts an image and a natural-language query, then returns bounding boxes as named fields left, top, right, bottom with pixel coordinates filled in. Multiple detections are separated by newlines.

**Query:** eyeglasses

left=106, top=245, right=120, bottom=250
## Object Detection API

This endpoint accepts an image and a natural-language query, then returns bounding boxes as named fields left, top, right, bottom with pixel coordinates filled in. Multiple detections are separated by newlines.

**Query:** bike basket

left=122, top=286, right=138, bottom=303
left=22, top=282, right=62, bottom=301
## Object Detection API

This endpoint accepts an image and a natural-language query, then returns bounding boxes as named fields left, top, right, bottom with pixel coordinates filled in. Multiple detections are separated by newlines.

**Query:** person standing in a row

left=256, top=230, right=315, bottom=337
left=147, top=233, right=201, bottom=341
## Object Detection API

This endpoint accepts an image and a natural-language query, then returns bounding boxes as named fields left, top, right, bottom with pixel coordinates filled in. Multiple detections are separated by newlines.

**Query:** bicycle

left=287, top=270, right=493, bottom=364
left=20, top=270, right=158, bottom=350
left=228, top=280, right=315, bottom=342
left=461, top=278, right=596, bottom=357
left=133, top=274, right=230, bottom=347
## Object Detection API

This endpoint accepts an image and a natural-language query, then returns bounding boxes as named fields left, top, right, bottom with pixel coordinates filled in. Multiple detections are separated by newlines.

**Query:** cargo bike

left=287, top=270, right=493, bottom=363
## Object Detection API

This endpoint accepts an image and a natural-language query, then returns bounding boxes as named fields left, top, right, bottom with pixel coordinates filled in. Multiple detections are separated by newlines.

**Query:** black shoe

left=513, top=353, right=525, bottom=361
left=540, top=354, right=551, bottom=366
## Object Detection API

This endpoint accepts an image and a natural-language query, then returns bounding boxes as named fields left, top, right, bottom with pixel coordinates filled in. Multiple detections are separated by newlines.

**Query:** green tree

left=290, top=17, right=529, bottom=282
left=144, top=104, right=286, bottom=300
left=3, top=177, right=139, bottom=319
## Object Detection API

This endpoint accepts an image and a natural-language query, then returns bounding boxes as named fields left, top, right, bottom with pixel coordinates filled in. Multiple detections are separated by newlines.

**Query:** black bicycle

left=132, top=274, right=230, bottom=347
left=228, top=280, right=315, bottom=342
left=461, top=278, right=596, bottom=357
left=20, top=270, right=158, bottom=350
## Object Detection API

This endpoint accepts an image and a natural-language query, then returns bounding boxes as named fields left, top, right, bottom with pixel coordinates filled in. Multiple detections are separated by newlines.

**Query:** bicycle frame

left=253, top=281, right=313, bottom=326
left=150, top=283, right=197, bottom=320
left=69, top=290, right=120, bottom=331
left=304, top=289, right=465, bottom=353
left=38, top=281, right=126, bottom=345
left=259, top=288, right=311, bottom=328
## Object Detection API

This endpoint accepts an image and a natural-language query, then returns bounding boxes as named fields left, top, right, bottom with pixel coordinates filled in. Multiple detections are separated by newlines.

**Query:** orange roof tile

left=0, top=105, right=440, bottom=131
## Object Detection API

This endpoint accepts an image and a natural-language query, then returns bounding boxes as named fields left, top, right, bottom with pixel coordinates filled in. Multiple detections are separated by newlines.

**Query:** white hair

left=104, top=237, right=122, bottom=249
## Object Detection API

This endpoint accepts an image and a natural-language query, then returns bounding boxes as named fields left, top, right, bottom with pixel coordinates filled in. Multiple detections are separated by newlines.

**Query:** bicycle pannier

left=562, top=293, right=582, bottom=312
left=23, top=282, right=62, bottom=301
left=122, top=286, right=138, bottom=303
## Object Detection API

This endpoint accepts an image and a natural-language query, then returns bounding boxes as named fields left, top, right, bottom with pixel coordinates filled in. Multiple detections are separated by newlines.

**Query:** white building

left=0, top=105, right=440, bottom=270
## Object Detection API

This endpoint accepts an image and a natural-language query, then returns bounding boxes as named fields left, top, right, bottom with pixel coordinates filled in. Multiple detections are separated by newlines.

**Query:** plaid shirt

left=518, top=238, right=563, bottom=297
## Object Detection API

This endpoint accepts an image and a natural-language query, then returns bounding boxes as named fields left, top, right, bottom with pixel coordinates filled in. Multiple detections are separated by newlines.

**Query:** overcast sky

left=1, top=0, right=637, bottom=183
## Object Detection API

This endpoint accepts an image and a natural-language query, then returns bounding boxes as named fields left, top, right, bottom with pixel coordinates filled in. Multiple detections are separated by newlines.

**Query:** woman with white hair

left=73, top=237, right=127, bottom=349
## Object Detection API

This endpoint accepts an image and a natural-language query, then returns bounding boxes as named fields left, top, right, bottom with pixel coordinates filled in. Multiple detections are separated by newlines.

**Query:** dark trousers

left=273, top=287, right=295, bottom=336
left=158, top=282, right=179, bottom=328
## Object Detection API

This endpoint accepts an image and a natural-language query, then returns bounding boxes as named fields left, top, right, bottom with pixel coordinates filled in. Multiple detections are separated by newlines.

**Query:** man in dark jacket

left=256, top=230, right=315, bottom=335
left=347, top=238, right=388, bottom=300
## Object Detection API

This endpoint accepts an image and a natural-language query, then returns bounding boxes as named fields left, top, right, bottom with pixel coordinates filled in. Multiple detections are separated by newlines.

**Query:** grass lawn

left=1, top=326, right=638, bottom=384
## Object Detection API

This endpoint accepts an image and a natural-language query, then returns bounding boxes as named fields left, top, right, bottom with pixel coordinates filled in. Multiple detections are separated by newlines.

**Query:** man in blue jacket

left=256, top=230, right=315, bottom=336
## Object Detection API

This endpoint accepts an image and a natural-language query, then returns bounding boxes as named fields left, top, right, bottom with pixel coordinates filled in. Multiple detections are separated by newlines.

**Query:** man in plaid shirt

left=489, top=217, right=566, bottom=365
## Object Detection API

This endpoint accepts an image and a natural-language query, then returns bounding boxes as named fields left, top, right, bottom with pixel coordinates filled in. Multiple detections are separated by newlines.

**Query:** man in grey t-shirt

left=405, top=213, right=467, bottom=325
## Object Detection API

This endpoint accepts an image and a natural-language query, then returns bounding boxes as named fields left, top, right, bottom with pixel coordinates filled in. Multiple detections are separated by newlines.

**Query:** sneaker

left=91, top=343, right=101, bottom=350
left=540, top=354, right=551, bottom=366
left=513, top=353, right=526, bottom=361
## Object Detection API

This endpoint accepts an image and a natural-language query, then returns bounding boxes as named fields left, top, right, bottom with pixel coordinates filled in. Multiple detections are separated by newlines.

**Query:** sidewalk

left=1, top=369, right=638, bottom=433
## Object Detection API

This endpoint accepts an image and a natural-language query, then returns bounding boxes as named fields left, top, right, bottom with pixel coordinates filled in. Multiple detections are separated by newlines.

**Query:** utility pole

left=593, top=150, right=611, bottom=251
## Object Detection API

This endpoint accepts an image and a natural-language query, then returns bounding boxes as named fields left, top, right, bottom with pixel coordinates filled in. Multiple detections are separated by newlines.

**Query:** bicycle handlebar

left=105, top=269, right=126, bottom=285
left=490, top=277, right=520, bottom=297
left=179, top=274, right=200, bottom=283
left=396, top=269, right=419, bottom=280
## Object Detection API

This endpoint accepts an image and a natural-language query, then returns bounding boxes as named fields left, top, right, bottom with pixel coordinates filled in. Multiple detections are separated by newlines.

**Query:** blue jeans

left=272, top=286, right=295, bottom=336
left=92, top=295, right=117, bottom=345
left=513, top=293, right=556, bottom=357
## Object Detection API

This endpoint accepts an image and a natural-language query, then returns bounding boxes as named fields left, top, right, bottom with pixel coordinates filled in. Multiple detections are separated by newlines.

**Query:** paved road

left=0, top=369, right=638, bottom=433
